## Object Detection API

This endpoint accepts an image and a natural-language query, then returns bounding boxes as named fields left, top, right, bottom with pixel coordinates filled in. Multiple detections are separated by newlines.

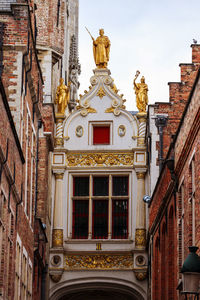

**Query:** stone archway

left=50, top=281, right=146, bottom=300
left=59, top=290, right=137, bottom=300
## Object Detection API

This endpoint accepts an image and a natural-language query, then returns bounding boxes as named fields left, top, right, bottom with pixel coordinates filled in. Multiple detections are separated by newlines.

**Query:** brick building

left=0, top=0, right=79, bottom=299
left=147, top=44, right=200, bottom=299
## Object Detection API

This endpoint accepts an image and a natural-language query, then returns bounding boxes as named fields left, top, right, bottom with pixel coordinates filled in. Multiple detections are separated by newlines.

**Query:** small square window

left=93, top=126, right=110, bottom=145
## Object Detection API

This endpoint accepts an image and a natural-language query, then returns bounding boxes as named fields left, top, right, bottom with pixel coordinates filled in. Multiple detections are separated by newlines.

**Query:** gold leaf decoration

left=66, top=153, right=134, bottom=167
left=97, top=87, right=106, bottom=99
left=65, top=254, right=133, bottom=270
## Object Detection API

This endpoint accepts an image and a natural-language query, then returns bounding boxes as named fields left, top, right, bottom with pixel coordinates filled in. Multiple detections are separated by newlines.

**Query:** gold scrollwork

left=65, top=254, right=133, bottom=270
left=135, top=229, right=146, bottom=249
left=97, top=87, right=106, bottom=99
left=66, top=153, right=134, bottom=167
left=52, top=229, right=63, bottom=248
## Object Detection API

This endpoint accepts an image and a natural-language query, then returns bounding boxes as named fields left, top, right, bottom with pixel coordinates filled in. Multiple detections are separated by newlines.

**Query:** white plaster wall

left=64, top=94, right=138, bottom=151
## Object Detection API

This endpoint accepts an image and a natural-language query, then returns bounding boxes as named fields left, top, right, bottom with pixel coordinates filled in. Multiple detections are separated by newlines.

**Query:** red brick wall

left=35, top=0, right=65, bottom=54
left=149, top=45, right=200, bottom=300
left=0, top=1, right=54, bottom=298
left=0, top=84, right=23, bottom=299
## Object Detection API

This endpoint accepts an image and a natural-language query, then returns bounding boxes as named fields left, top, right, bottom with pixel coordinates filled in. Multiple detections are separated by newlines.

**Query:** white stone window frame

left=67, top=171, right=132, bottom=240
left=88, top=121, right=113, bottom=146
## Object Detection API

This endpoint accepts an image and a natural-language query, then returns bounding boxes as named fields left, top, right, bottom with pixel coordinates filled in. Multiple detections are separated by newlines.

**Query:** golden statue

left=55, top=78, right=70, bottom=114
left=86, top=27, right=111, bottom=68
left=133, top=71, right=148, bottom=113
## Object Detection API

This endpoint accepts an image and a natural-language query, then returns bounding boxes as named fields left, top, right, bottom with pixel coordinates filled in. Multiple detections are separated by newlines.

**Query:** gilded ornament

left=135, top=271, right=147, bottom=281
left=55, top=137, right=64, bottom=147
left=105, top=98, right=125, bottom=115
left=65, top=254, right=133, bottom=270
left=133, top=71, right=148, bottom=113
left=135, top=229, right=146, bottom=248
left=86, top=28, right=111, bottom=69
left=55, top=173, right=64, bottom=180
left=97, top=87, right=106, bottom=99
left=136, top=172, right=145, bottom=180
left=55, top=78, right=70, bottom=114
left=105, top=107, right=115, bottom=114
left=86, top=107, right=97, bottom=113
left=137, top=137, right=145, bottom=146
left=66, top=153, right=134, bottom=167
left=52, top=229, right=63, bottom=248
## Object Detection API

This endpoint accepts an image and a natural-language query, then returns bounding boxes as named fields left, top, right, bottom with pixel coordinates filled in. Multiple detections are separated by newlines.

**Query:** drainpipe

left=155, top=116, right=168, bottom=173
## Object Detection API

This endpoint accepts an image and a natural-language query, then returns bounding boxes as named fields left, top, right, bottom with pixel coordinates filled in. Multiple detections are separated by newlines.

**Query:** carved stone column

left=52, top=172, right=64, bottom=248
left=137, top=113, right=147, bottom=147
left=55, top=114, right=65, bottom=148
left=135, top=170, right=146, bottom=249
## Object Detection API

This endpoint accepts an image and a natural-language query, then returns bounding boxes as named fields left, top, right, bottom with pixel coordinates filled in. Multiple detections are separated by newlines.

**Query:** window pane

left=93, top=126, right=110, bottom=145
left=93, top=200, right=108, bottom=239
left=73, top=177, right=89, bottom=196
left=112, top=200, right=128, bottom=239
left=113, top=176, right=128, bottom=196
left=93, top=177, right=108, bottom=196
left=73, top=200, right=88, bottom=239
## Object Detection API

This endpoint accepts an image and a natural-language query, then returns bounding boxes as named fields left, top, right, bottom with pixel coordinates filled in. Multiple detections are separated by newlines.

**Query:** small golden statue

left=86, top=27, right=111, bottom=68
left=55, top=78, right=70, bottom=114
left=133, top=71, right=148, bottom=113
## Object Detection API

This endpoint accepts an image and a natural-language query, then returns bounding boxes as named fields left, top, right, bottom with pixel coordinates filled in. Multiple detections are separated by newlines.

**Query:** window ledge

left=64, top=239, right=133, bottom=244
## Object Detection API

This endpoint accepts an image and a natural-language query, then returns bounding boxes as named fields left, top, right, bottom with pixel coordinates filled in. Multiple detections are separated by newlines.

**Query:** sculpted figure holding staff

left=133, top=71, right=148, bottom=113
left=86, top=27, right=111, bottom=68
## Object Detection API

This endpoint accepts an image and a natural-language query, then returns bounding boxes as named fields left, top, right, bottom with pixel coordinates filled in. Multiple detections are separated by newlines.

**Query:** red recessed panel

left=93, top=126, right=110, bottom=145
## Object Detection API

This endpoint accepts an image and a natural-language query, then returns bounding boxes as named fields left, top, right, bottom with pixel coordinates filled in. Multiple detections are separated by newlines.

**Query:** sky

left=78, top=0, right=200, bottom=111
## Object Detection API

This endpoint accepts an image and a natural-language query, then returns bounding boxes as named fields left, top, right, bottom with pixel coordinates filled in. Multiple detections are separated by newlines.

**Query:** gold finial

left=55, top=78, right=70, bottom=114
left=86, top=27, right=111, bottom=69
left=133, top=71, right=148, bottom=113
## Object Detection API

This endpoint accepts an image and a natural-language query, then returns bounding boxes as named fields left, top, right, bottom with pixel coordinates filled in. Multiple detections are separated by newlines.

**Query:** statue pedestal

left=93, top=68, right=111, bottom=76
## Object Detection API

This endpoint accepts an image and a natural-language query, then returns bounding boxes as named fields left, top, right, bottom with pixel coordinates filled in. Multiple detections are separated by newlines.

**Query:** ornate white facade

left=49, top=68, right=148, bottom=300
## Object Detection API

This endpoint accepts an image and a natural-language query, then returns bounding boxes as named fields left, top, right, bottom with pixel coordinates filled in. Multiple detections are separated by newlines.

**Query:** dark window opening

left=93, top=200, right=108, bottom=239
left=73, top=177, right=89, bottom=196
left=113, top=176, right=128, bottom=196
left=72, top=200, right=88, bottom=239
left=93, top=176, right=109, bottom=196
left=112, top=200, right=128, bottom=239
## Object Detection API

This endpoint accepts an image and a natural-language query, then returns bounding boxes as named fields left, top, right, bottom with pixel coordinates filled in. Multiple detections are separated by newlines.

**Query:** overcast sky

left=78, top=0, right=200, bottom=111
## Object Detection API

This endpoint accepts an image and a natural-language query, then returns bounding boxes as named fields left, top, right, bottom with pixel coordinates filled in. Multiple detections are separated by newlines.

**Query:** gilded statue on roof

left=55, top=78, right=70, bottom=114
left=133, top=71, right=148, bottom=113
left=86, top=27, right=111, bottom=68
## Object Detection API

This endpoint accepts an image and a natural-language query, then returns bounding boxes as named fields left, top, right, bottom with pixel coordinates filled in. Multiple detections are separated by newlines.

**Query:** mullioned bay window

left=72, top=175, right=129, bottom=239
